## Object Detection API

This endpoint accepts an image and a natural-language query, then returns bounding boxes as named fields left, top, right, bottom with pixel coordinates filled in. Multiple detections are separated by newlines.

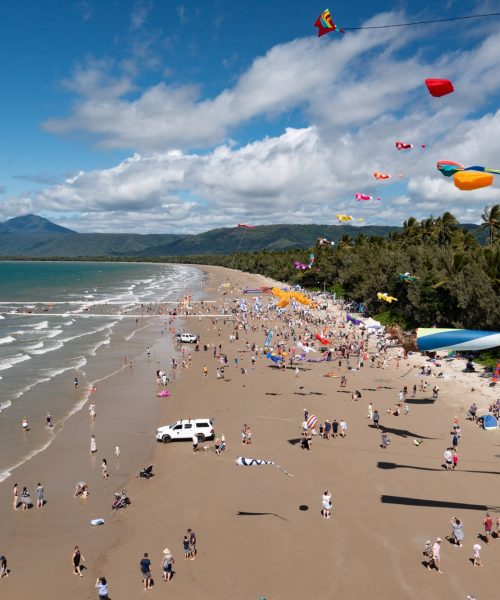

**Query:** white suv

left=175, top=333, right=198, bottom=343
left=156, top=418, right=215, bottom=444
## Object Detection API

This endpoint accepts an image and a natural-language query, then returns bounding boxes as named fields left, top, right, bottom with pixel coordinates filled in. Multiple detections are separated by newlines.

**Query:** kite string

left=343, top=12, right=500, bottom=30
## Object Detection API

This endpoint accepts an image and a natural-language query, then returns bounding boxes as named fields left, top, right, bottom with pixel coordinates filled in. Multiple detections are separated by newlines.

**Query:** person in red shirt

left=483, top=513, right=493, bottom=543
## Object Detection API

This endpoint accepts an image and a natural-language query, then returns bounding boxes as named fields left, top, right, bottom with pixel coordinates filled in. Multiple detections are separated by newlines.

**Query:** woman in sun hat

left=162, top=548, right=174, bottom=581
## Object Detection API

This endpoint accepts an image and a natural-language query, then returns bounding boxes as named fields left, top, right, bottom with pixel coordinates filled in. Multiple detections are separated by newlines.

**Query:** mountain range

left=0, top=214, right=486, bottom=257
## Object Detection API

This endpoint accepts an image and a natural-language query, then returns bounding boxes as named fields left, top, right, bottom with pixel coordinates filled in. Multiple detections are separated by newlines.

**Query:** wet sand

left=1, top=265, right=499, bottom=600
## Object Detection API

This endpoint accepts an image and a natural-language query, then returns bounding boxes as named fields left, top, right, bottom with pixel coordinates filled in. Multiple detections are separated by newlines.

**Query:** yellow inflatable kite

left=377, top=292, right=398, bottom=303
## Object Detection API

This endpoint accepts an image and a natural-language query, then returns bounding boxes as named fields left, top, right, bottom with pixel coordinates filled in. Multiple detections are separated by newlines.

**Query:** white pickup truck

left=175, top=333, right=198, bottom=343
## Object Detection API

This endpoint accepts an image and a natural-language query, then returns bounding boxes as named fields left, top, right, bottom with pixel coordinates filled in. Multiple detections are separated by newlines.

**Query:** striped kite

left=417, top=328, right=500, bottom=352
left=235, top=457, right=293, bottom=476
left=314, top=8, right=344, bottom=37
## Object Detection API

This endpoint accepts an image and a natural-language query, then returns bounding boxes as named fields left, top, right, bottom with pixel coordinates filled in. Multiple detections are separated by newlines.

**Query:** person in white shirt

left=444, top=448, right=453, bottom=469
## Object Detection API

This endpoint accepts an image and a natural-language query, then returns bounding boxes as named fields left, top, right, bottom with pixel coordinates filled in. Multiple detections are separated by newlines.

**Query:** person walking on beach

left=452, top=450, right=459, bottom=470
left=203, top=365, right=208, bottom=378
left=483, top=513, right=493, bottom=543
left=188, top=529, right=197, bottom=559
left=45, top=412, right=52, bottom=428
left=73, top=377, right=79, bottom=389
left=428, top=538, right=443, bottom=573
left=472, top=543, right=483, bottom=566
left=101, top=459, right=109, bottom=479
left=321, top=491, right=332, bottom=519
left=0, top=555, right=8, bottom=578
left=22, top=417, right=29, bottom=432
left=367, top=403, right=373, bottom=420
left=161, top=549, right=174, bottom=581
left=21, top=486, right=31, bottom=510
left=140, top=553, right=152, bottom=590
left=183, top=536, right=191, bottom=559
left=13, top=483, right=18, bottom=510
left=72, top=546, right=85, bottom=576
left=372, top=410, right=380, bottom=429
left=89, top=403, right=96, bottom=420
left=36, top=482, right=44, bottom=508
left=444, top=448, right=453, bottom=470
left=381, top=430, right=390, bottom=449
left=90, top=435, right=97, bottom=454
left=95, top=577, right=109, bottom=599
left=450, top=517, right=464, bottom=547
left=339, top=419, right=347, bottom=438
left=192, top=434, right=198, bottom=453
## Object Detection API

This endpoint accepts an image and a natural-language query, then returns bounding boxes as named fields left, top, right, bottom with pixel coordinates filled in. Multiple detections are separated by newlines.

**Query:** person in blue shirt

left=140, top=553, right=152, bottom=590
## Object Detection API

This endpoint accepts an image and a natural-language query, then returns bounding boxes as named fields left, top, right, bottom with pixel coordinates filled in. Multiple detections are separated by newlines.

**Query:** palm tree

left=480, top=204, right=500, bottom=245
left=432, top=212, right=459, bottom=245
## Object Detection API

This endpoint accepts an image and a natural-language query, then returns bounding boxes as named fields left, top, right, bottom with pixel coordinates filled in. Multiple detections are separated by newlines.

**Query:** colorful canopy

left=417, top=328, right=500, bottom=351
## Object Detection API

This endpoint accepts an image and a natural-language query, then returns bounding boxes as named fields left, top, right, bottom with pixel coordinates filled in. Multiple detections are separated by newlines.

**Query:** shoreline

left=1, top=264, right=499, bottom=599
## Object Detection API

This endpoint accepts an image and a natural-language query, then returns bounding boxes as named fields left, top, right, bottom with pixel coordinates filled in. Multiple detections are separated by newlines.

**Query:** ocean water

left=0, top=261, right=204, bottom=481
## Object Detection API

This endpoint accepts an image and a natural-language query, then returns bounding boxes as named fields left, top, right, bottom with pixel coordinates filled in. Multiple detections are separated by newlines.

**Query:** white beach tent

left=363, top=317, right=383, bottom=330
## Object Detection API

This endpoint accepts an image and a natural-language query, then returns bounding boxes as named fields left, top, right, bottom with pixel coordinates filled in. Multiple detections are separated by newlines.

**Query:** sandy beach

left=1, top=264, right=499, bottom=600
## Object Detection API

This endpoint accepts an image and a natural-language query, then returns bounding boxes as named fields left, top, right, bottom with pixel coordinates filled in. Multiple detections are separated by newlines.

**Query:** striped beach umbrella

left=306, top=415, right=318, bottom=429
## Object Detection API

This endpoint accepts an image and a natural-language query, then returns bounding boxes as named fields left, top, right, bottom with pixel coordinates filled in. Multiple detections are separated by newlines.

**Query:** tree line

left=1, top=207, right=498, bottom=331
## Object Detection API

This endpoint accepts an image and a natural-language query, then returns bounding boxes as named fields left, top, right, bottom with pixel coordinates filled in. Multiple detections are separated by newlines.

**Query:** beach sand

left=1, top=265, right=499, bottom=600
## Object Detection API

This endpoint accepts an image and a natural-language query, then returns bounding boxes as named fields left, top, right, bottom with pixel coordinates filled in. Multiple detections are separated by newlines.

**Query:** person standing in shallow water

left=90, top=435, right=97, bottom=454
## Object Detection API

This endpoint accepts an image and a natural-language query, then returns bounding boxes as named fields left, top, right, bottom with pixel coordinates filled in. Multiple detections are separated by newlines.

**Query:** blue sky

left=1, top=0, right=499, bottom=232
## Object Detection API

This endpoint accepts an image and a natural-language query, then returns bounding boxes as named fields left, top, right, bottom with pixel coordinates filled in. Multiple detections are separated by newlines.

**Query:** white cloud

left=6, top=11, right=500, bottom=232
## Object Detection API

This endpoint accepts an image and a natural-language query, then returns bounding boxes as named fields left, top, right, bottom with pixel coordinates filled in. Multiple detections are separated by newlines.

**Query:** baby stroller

left=112, top=490, right=130, bottom=510
left=139, top=465, right=154, bottom=479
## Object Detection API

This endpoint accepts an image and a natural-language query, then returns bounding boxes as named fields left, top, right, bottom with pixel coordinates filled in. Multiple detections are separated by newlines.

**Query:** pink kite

left=355, top=193, right=372, bottom=201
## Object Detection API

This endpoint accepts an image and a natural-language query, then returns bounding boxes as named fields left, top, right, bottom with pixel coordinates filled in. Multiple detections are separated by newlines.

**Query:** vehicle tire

left=162, top=435, right=172, bottom=443
left=196, top=433, right=205, bottom=442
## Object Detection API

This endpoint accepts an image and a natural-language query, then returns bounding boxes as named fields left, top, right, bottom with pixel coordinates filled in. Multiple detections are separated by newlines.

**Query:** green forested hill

left=0, top=216, right=487, bottom=257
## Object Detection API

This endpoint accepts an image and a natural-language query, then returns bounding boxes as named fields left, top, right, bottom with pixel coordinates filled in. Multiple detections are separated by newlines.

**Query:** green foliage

left=1, top=208, right=498, bottom=334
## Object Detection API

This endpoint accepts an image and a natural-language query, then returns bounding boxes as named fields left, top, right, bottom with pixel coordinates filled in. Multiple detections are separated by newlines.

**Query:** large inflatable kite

left=395, top=141, right=413, bottom=150
left=425, top=79, right=454, bottom=97
left=317, top=237, right=335, bottom=246
left=437, top=161, right=500, bottom=190
left=355, top=193, right=372, bottom=201
left=235, top=457, right=293, bottom=476
left=336, top=214, right=353, bottom=222
left=315, top=333, right=331, bottom=345
left=271, top=287, right=314, bottom=308
left=399, top=272, right=417, bottom=283
left=297, top=341, right=316, bottom=354
left=377, top=292, right=398, bottom=303
left=374, top=171, right=391, bottom=180
left=454, top=171, right=494, bottom=191
left=417, top=328, right=500, bottom=352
